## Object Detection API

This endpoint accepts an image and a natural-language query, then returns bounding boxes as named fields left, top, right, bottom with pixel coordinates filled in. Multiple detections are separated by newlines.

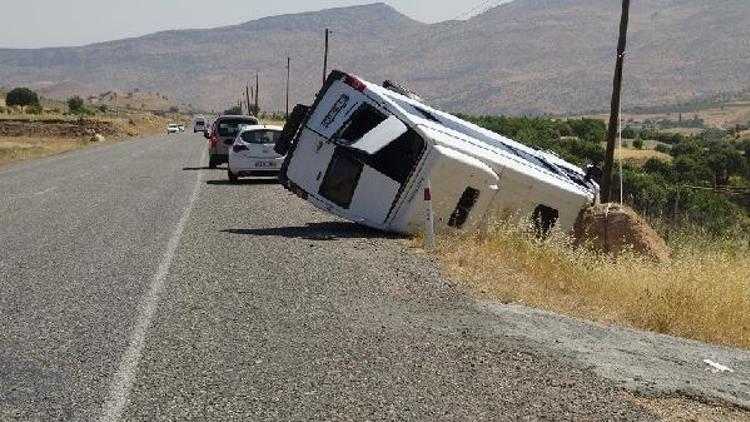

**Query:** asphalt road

left=1, top=133, right=661, bottom=420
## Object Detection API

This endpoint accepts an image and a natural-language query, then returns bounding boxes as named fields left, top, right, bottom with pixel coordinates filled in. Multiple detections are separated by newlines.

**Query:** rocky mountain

left=1, top=1, right=749, bottom=115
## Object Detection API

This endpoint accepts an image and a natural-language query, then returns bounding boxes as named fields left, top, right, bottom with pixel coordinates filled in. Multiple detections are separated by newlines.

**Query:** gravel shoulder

left=477, top=302, right=750, bottom=411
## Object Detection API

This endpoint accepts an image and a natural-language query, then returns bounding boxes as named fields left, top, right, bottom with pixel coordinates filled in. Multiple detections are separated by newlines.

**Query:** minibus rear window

left=336, top=103, right=387, bottom=144
left=319, top=147, right=364, bottom=209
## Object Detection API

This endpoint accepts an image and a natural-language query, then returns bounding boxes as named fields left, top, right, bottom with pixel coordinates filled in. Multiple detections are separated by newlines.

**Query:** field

left=614, top=144, right=671, bottom=165
left=585, top=100, right=750, bottom=134
left=428, top=224, right=750, bottom=350
left=0, top=112, right=174, bottom=165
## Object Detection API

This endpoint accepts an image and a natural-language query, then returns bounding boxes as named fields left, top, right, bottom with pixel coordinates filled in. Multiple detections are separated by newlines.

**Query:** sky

left=0, top=0, right=513, bottom=49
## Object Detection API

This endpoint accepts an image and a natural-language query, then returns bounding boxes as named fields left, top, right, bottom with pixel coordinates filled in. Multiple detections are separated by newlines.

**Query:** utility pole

left=601, top=0, right=631, bottom=203
left=323, top=28, right=329, bottom=84
left=286, top=57, right=291, bottom=119
left=245, top=83, right=251, bottom=117
left=255, top=72, right=259, bottom=117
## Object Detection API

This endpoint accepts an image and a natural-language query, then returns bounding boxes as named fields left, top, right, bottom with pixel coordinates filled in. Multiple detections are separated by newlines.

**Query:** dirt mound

left=574, top=203, right=670, bottom=262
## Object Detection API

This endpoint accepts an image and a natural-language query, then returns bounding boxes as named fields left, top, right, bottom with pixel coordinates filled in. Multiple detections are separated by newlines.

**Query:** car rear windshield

left=241, top=130, right=281, bottom=144
left=218, top=119, right=256, bottom=137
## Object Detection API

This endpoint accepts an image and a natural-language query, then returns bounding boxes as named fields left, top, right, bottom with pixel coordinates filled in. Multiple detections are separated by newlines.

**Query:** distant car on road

left=193, top=117, right=207, bottom=133
left=178, top=124, right=186, bottom=132
left=228, top=125, right=284, bottom=183
left=167, top=124, right=180, bottom=134
left=208, top=115, right=259, bottom=169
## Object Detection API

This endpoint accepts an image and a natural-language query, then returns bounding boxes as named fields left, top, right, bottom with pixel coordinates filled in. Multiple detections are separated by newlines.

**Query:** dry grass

left=617, top=147, right=671, bottom=164
left=0, top=112, right=172, bottom=166
left=0, top=136, right=90, bottom=165
left=430, top=222, right=750, bottom=350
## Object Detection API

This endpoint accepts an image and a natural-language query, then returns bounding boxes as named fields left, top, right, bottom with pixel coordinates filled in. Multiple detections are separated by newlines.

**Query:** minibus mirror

left=350, top=115, right=408, bottom=155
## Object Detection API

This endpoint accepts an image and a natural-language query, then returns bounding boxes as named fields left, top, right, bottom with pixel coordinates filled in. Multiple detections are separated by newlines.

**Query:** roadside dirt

left=0, top=119, right=117, bottom=138
left=574, top=203, right=671, bottom=262
left=0, top=112, right=174, bottom=166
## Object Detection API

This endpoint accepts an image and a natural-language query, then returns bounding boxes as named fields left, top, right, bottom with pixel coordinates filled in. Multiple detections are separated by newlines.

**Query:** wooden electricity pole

left=245, top=83, right=251, bottom=117
left=323, top=28, right=329, bottom=84
left=286, top=57, right=291, bottom=119
left=254, top=72, right=260, bottom=117
left=601, top=0, right=631, bottom=203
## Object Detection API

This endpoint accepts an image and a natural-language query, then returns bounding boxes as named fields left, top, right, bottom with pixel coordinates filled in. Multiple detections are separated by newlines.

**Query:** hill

left=1, top=1, right=749, bottom=115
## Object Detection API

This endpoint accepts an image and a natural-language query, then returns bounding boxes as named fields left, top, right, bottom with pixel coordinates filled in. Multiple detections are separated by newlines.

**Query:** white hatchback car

left=228, top=125, right=284, bottom=183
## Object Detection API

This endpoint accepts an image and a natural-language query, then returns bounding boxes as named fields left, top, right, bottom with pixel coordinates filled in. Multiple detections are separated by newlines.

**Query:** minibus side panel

left=286, top=129, right=336, bottom=195
left=390, top=145, right=501, bottom=234
left=348, top=166, right=401, bottom=225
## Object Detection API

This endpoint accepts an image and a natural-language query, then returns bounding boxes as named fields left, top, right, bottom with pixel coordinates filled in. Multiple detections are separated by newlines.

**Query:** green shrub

left=633, top=137, right=644, bottom=149
left=655, top=143, right=671, bottom=154
left=25, top=103, right=44, bottom=114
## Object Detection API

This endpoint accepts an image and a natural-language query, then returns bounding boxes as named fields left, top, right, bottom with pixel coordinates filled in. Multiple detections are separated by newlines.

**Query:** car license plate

left=255, top=161, right=277, bottom=168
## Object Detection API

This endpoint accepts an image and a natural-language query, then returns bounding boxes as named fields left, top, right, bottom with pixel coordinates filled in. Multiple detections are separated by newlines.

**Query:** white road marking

left=100, top=147, right=206, bottom=422
left=33, top=186, right=58, bottom=196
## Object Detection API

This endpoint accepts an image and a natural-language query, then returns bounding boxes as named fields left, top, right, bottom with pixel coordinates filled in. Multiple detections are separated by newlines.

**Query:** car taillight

left=209, top=132, right=217, bottom=147
left=233, top=144, right=248, bottom=153
left=345, top=75, right=366, bottom=92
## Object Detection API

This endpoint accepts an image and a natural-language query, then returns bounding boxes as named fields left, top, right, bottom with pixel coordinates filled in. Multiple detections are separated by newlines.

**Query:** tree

left=223, top=106, right=242, bottom=115
left=68, top=96, right=85, bottom=113
left=633, top=137, right=644, bottom=150
left=6, top=87, right=39, bottom=107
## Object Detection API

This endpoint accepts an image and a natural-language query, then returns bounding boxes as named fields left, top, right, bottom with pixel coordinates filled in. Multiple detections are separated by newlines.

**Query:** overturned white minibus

left=276, top=70, right=600, bottom=235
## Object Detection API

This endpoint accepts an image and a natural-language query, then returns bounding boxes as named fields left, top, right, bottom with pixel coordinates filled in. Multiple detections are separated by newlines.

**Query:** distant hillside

left=1, top=1, right=749, bottom=115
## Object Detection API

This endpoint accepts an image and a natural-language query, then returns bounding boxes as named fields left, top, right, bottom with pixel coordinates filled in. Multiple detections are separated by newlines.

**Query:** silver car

left=207, top=115, right=259, bottom=168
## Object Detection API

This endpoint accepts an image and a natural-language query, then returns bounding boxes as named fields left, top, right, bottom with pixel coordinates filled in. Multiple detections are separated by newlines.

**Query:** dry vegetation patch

left=0, top=136, right=89, bottom=165
left=430, top=223, right=750, bottom=350
left=617, top=147, right=671, bottom=164
left=0, top=112, right=172, bottom=165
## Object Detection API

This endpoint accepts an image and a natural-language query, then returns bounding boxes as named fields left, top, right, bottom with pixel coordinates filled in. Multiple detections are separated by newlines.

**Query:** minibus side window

left=336, top=103, right=387, bottom=145
left=533, top=205, right=559, bottom=237
left=318, top=147, right=364, bottom=209
left=361, top=129, right=425, bottom=184
left=448, top=187, right=480, bottom=228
